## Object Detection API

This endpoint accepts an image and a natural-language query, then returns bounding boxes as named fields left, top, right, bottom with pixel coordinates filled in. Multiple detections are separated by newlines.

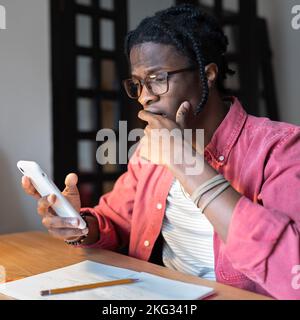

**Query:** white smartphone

left=17, top=161, right=86, bottom=229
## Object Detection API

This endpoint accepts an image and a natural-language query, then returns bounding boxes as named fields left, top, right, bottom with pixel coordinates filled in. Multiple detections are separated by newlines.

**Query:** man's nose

left=138, top=85, right=159, bottom=108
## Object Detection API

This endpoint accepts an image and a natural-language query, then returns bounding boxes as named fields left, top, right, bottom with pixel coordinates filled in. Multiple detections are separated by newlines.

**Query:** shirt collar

left=204, top=96, right=248, bottom=167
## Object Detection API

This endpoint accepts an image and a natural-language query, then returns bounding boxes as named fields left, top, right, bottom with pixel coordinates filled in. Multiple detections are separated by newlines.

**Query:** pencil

left=40, top=278, right=139, bottom=296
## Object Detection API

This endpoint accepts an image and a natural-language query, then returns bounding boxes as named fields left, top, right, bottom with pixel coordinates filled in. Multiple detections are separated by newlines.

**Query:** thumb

left=63, top=173, right=81, bottom=212
left=63, top=173, right=79, bottom=196
left=176, top=101, right=191, bottom=129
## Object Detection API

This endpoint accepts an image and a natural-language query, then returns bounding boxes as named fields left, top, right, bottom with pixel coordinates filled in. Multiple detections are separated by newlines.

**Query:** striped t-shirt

left=161, top=178, right=216, bottom=280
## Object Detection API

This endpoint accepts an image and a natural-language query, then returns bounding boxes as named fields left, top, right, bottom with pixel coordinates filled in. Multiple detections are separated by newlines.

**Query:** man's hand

left=21, top=173, right=89, bottom=241
left=137, top=101, right=192, bottom=167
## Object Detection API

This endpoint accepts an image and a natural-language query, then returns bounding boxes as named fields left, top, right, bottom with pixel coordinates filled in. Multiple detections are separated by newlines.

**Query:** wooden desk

left=0, top=232, right=271, bottom=300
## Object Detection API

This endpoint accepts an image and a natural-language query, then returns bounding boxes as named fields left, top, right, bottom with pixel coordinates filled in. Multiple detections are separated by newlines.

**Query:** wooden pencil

left=40, top=278, right=139, bottom=296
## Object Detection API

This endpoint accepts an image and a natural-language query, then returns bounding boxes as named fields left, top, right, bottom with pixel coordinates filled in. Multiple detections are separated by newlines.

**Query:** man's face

left=129, top=42, right=203, bottom=123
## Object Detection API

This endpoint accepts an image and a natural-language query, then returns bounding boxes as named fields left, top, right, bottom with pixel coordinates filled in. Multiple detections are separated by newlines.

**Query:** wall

left=128, top=0, right=173, bottom=29
left=202, top=0, right=300, bottom=124
left=259, top=0, right=300, bottom=124
left=0, top=0, right=299, bottom=234
left=0, top=0, right=51, bottom=234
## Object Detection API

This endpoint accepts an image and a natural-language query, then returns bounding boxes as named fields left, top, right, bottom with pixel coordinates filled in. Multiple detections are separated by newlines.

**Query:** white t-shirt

left=162, top=178, right=216, bottom=280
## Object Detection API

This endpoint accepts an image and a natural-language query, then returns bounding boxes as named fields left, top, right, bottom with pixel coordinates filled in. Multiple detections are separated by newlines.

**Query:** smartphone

left=17, top=161, right=86, bottom=229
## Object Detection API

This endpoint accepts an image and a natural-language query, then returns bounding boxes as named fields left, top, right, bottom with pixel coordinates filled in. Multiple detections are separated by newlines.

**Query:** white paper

left=0, top=260, right=214, bottom=300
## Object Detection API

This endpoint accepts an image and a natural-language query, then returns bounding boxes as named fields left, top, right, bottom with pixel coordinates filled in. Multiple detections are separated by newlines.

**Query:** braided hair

left=125, top=4, right=234, bottom=115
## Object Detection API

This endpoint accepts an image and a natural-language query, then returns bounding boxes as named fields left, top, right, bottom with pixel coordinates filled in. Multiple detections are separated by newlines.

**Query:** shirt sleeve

left=79, top=144, right=142, bottom=251
left=224, top=129, right=300, bottom=299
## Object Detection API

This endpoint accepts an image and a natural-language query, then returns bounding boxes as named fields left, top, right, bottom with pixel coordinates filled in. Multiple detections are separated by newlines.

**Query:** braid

left=184, top=30, right=209, bottom=114
left=125, top=3, right=234, bottom=114
left=148, top=19, right=209, bottom=114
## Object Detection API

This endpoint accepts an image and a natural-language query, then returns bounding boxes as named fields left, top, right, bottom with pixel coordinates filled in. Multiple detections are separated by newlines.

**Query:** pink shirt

left=81, top=97, right=300, bottom=299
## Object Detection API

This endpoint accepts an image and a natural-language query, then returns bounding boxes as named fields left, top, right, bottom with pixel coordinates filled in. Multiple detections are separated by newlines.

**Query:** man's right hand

left=21, top=173, right=90, bottom=241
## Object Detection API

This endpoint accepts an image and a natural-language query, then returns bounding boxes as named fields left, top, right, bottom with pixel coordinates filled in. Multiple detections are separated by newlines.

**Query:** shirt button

left=144, top=240, right=150, bottom=247
left=156, top=202, right=163, bottom=210
left=218, top=155, right=225, bottom=162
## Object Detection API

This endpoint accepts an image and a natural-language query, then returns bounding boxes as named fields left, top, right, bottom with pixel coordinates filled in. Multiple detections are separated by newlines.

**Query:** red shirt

left=81, top=97, right=300, bottom=299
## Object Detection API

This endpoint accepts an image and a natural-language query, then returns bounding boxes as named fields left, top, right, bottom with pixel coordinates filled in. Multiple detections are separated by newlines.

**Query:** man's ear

left=205, top=63, right=218, bottom=89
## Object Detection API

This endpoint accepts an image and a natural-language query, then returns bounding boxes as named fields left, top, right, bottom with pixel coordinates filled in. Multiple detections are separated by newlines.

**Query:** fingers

left=21, top=176, right=41, bottom=200
left=37, top=194, right=56, bottom=217
left=43, top=215, right=89, bottom=241
left=38, top=194, right=88, bottom=241
left=176, top=101, right=191, bottom=129
left=42, top=216, right=81, bottom=229
left=48, top=226, right=89, bottom=241
left=138, top=110, right=161, bottom=125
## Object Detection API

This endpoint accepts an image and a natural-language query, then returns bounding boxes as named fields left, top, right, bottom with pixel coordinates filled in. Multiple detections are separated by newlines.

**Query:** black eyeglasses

left=123, top=66, right=196, bottom=99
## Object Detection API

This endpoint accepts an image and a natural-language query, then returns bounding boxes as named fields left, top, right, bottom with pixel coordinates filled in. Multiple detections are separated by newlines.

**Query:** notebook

left=0, top=260, right=214, bottom=300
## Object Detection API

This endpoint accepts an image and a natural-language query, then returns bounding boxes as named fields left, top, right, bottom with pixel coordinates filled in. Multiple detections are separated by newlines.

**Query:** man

left=22, top=4, right=300, bottom=299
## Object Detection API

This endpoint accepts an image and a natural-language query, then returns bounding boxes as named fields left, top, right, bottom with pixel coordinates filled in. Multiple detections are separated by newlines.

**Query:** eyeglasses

left=123, top=66, right=196, bottom=99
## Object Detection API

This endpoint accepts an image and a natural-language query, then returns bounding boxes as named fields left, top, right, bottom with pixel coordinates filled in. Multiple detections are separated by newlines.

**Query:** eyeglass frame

left=123, top=66, right=196, bottom=99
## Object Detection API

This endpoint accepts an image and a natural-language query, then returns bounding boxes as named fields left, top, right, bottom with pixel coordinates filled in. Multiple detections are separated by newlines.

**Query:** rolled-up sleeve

left=79, top=146, right=142, bottom=251
left=224, top=129, right=300, bottom=299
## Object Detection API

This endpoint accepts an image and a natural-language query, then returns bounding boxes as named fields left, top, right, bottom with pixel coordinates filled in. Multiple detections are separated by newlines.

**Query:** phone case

left=17, top=161, right=86, bottom=229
